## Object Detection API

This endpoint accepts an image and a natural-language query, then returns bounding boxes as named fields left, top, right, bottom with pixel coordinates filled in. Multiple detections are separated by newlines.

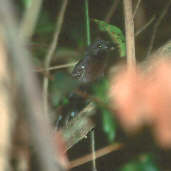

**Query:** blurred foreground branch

left=0, top=33, right=13, bottom=171
left=0, top=0, right=67, bottom=170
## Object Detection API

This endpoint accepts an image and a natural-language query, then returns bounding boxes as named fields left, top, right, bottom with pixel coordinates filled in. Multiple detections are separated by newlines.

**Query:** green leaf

left=121, top=154, right=159, bottom=171
left=92, top=79, right=116, bottom=142
left=92, top=78, right=109, bottom=103
left=21, top=0, right=32, bottom=8
left=49, top=72, right=79, bottom=107
left=93, top=19, right=126, bottom=57
left=102, top=109, right=116, bottom=142
left=35, top=12, right=55, bottom=35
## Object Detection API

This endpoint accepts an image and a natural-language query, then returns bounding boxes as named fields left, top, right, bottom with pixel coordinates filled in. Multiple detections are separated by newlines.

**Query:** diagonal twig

left=146, top=0, right=171, bottom=57
left=105, top=0, right=120, bottom=23
left=133, top=0, right=142, bottom=18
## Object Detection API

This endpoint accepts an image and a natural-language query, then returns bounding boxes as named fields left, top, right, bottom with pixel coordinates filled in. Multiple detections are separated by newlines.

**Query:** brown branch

left=146, top=0, right=171, bottom=57
left=135, top=15, right=156, bottom=37
left=123, top=0, right=136, bottom=67
left=43, top=0, right=68, bottom=115
left=69, top=143, right=122, bottom=169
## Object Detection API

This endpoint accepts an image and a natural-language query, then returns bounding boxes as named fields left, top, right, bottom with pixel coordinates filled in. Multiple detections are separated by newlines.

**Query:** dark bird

left=72, top=40, right=114, bottom=83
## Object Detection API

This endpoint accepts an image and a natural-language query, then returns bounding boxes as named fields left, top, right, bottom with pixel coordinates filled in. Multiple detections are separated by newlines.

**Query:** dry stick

left=35, top=62, right=76, bottom=72
left=135, top=15, right=156, bottom=37
left=104, top=0, right=120, bottom=23
left=123, top=0, right=136, bottom=67
left=43, top=0, right=68, bottom=115
left=69, top=143, right=122, bottom=169
left=133, top=0, right=142, bottom=18
left=0, top=0, right=66, bottom=170
left=146, top=0, right=171, bottom=57
left=91, top=130, right=97, bottom=171
left=20, top=0, right=42, bottom=40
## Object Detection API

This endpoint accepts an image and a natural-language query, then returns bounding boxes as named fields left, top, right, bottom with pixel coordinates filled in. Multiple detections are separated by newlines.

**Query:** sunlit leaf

left=93, top=19, right=126, bottom=57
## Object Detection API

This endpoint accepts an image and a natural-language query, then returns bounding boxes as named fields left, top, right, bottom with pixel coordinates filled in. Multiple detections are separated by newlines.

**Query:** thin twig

left=43, top=0, right=68, bottom=115
left=104, top=0, right=120, bottom=23
left=35, top=62, right=77, bottom=72
left=146, top=0, right=171, bottom=57
left=19, top=0, right=43, bottom=41
left=133, top=0, right=142, bottom=18
left=91, top=131, right=97, bottom=171
left=135, top=15, right=156, bottom=37
left=123, top=0, right=136, bottom=67
left=69, top=143, right=122, bottom=169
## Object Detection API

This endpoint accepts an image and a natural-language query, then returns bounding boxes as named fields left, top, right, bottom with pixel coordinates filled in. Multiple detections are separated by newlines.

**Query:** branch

left=146, top=0, right=171, bottom=57
left=105, top=0, right=120, bottom=23
left=69, top=143, right=122, bottom=168
left=0, top=33, right=13, bottom=171
left=0, top=0, right=67, bottom=170
left=123, top=0, right=136, bottom=67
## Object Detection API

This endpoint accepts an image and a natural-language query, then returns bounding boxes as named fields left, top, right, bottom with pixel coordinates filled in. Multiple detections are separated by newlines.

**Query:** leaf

left=21, top=0, right=32, bottom=8
left=121, top=154, right=159, bottom=171
left=92, top=78, right=109, bottom=103
left=93, top=19, right=126, bottom=57
left=93, top=79, right=116, bottom=142
left=102, top=109, right=116, bottom=142
left=49, top=72, right=79, bottom=107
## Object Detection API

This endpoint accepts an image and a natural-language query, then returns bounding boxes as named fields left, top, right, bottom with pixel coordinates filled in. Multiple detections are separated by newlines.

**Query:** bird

left=72, top=40, right=114, bottom=83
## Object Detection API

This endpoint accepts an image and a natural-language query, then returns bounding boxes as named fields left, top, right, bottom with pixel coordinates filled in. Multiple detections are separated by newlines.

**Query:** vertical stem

left=123, top=0, right=136, bottom=67
left=85, top=0, right=96, bottom=170
left=43, top=0, right=68, bottom=116
left=91, top=130, right=97, bottom=171
left=85, top=0, right=91, bottom=46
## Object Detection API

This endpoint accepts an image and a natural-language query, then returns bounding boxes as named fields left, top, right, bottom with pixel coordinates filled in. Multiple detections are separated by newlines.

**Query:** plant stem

left=85, top=1, right=97, bottom=170
left=123, top=0, right=136, bottom=67
left=85, top=0, right=91, bottom=46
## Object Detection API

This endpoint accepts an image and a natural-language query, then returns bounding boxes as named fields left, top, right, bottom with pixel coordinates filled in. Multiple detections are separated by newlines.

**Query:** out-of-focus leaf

left=121, top=154, right=159, bottom=171
left=49, top=72, right=79, bottom=107
left=93, top=78, right=116, bottom=142
left=93, top=19, right=126, bottom=57
left=102, top=109, right=116, bottom=142
left=21, top=0, right=32, bottom=8
left=92, top=78, right=109, bottom=103
left=35, top=12, right=55, bottom=35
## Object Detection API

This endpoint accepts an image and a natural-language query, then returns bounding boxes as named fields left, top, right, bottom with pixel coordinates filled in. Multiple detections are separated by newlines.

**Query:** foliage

left=93, top=19, right=126, bottom=57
